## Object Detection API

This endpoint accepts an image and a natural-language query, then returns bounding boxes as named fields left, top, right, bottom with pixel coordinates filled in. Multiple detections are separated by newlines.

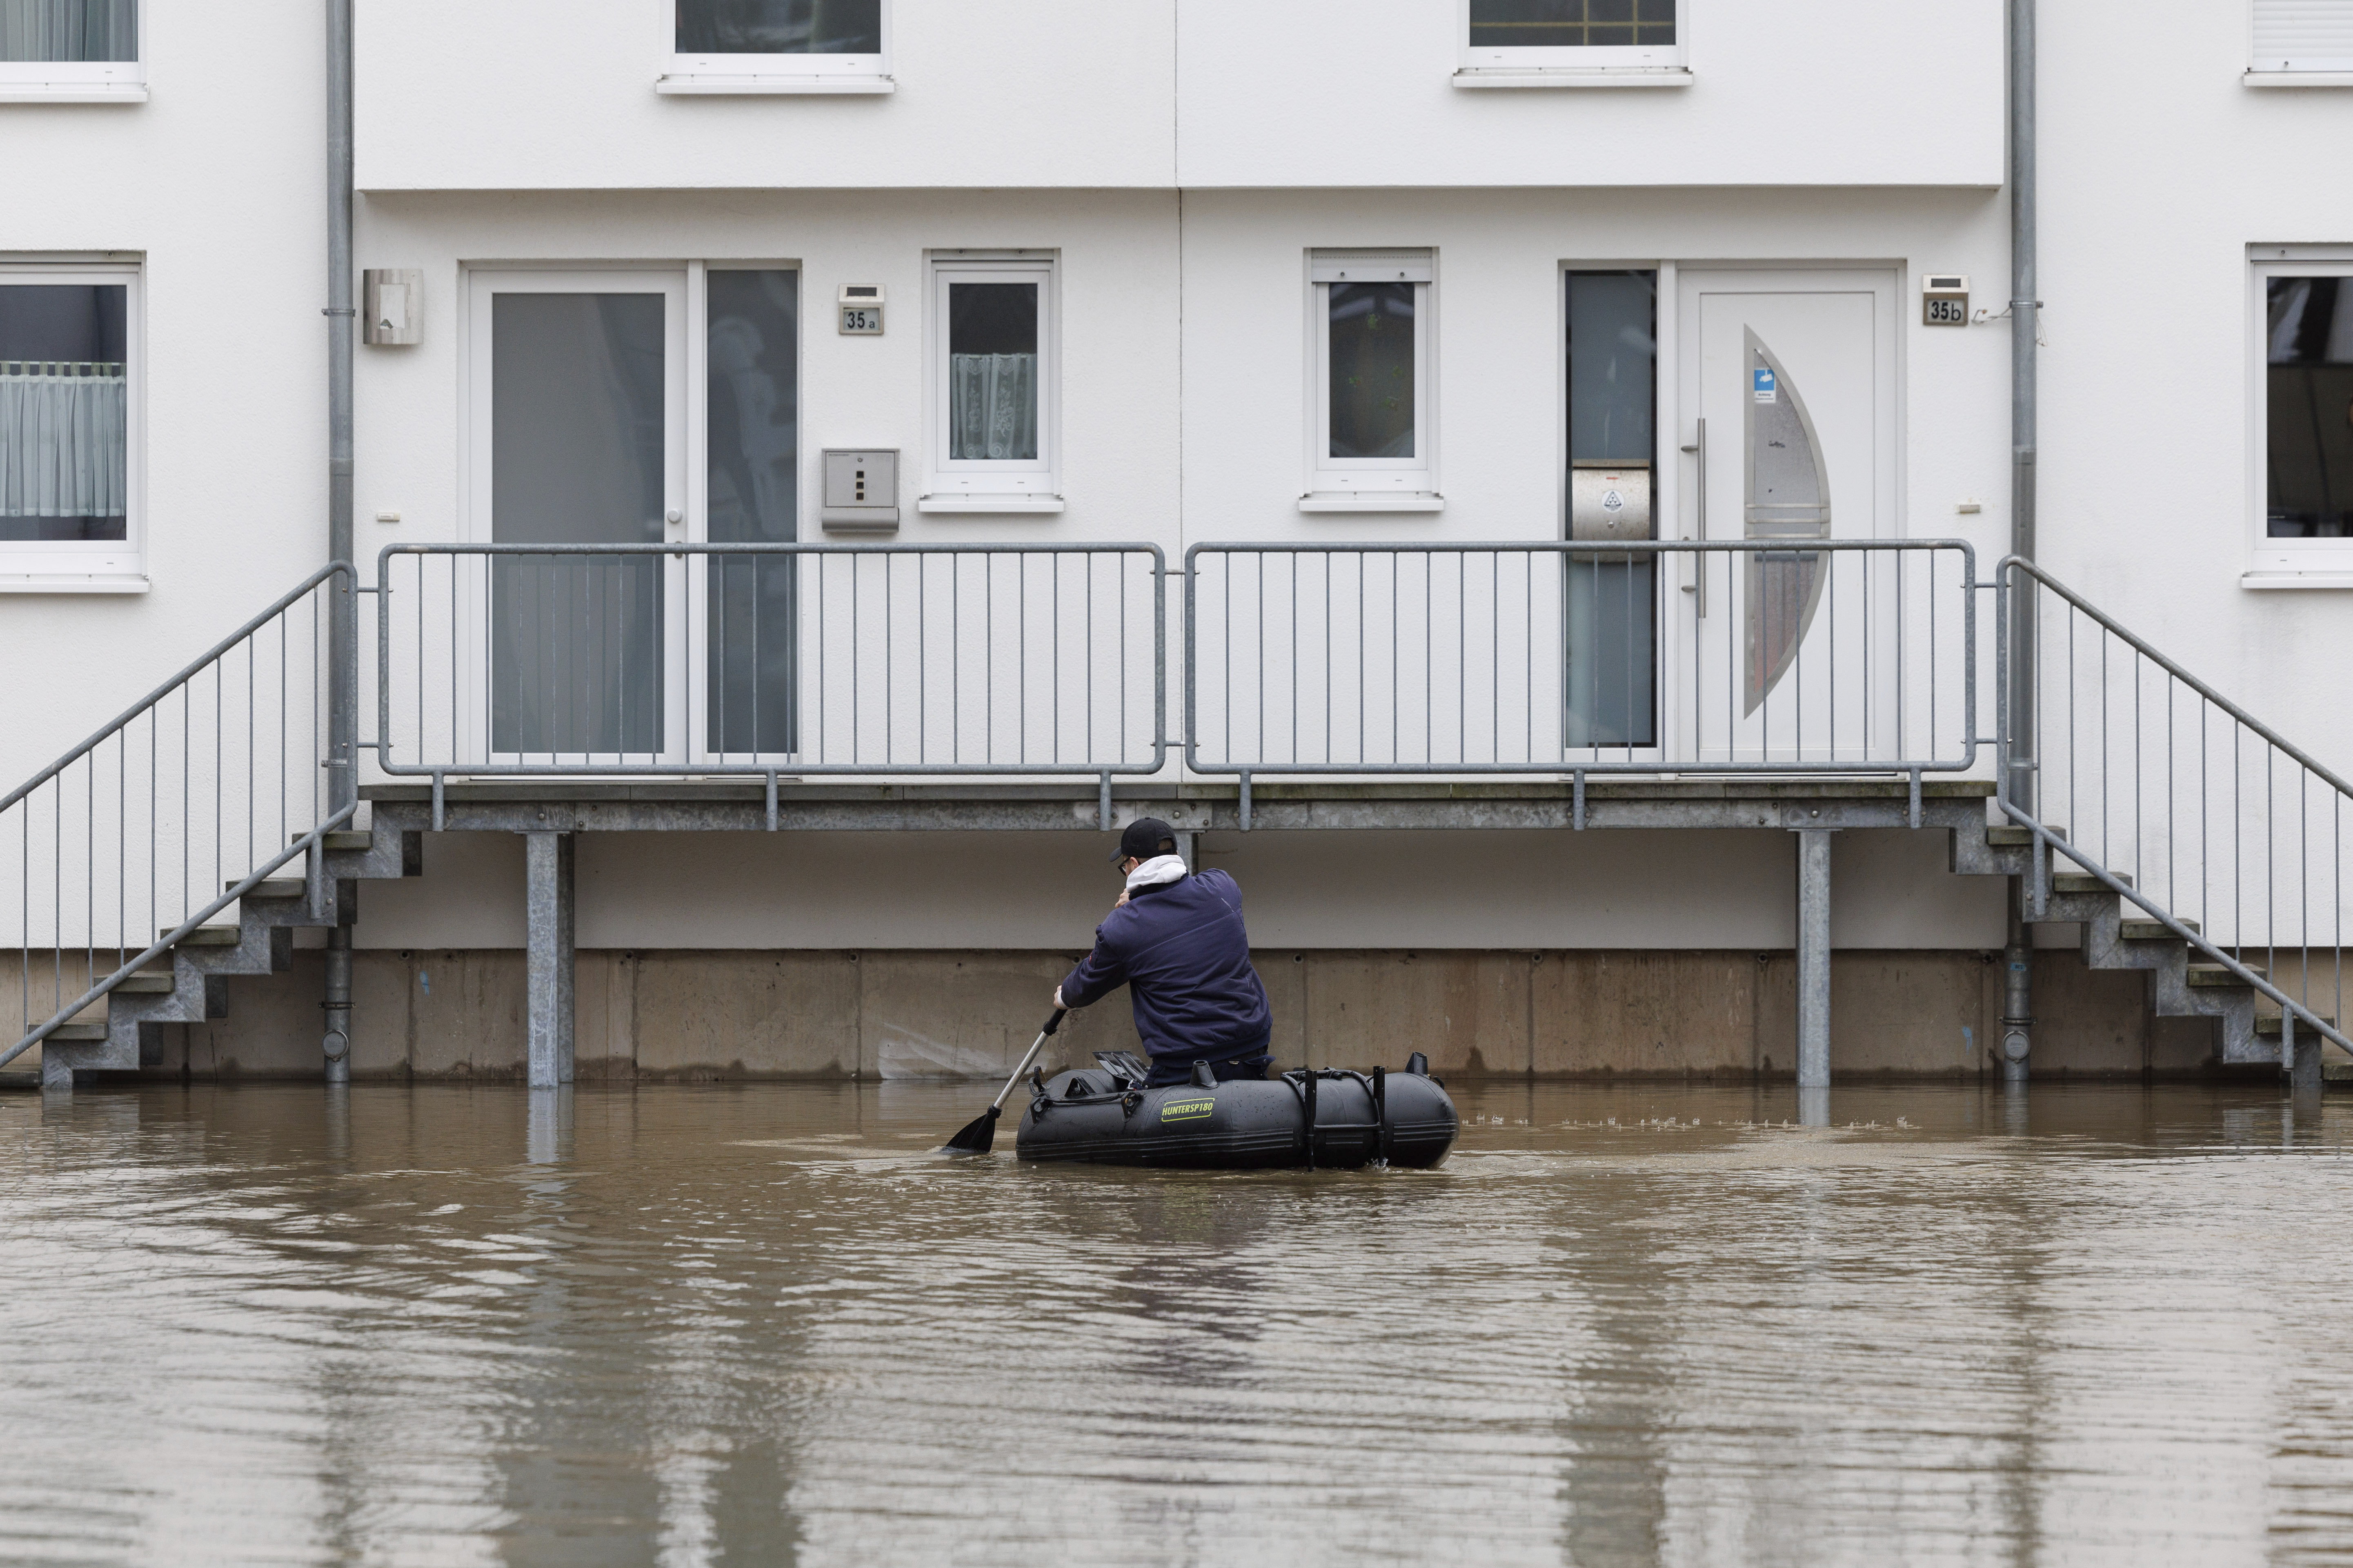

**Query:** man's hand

left=1114, top=889, right=1131, bottom=909
left=1052, top=986, right=1065, bottom=1009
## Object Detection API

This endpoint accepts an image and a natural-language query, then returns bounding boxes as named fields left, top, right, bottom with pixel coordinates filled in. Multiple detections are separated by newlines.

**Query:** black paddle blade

left=941, top=1103, right=1002, bottom=1155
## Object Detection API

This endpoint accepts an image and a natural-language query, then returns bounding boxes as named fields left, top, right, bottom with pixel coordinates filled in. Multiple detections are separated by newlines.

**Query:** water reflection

left=2, top=1082, right=2352, bottom=1566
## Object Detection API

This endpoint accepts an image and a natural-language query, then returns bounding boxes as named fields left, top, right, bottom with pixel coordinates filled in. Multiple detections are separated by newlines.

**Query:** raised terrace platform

left=360, top=776, right=2002, bottom=838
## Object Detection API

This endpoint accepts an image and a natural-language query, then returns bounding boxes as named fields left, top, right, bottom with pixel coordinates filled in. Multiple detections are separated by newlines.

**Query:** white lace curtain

left=949, top=353, right=1037, bottom=461
left=0, top=0, right=134, bottom=61
left=0, top=364, right=127, bottom=518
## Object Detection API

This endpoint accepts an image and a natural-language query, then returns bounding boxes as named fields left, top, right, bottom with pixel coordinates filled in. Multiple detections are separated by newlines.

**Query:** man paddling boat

left=1052, top=817, right=1274, bottom=1087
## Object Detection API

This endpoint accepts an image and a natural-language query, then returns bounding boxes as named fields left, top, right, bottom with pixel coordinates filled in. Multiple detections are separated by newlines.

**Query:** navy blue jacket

left=1059, top=869, right=1272, bottom=1065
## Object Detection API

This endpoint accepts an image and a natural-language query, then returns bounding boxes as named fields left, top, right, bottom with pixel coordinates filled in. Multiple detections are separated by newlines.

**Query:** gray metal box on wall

left=363, top=269, right=422, bottom=346
left=821, top=449, right=899, bottom=533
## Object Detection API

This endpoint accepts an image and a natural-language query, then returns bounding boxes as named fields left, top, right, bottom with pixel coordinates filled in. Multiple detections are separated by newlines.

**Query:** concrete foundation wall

left=26, top=945, right=2227, bottom=1086
left=352, top=827, right=2010, bottom=953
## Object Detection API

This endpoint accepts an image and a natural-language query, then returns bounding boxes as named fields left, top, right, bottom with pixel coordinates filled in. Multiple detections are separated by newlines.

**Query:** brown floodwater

left=4, top=1079, right=2353, bottom=1566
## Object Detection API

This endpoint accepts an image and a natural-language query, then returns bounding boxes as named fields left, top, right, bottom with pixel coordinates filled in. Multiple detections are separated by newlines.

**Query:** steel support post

left=322, top=0, right=359, bottom=1084
left=1795, top=829, right=1833, bottom=1090
left=2003, top=0, right=2038, bottom=1090
left=525, top=832, right=575, bottom=1090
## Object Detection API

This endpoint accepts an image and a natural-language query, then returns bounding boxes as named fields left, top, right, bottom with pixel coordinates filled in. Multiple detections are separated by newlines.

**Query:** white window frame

left=0, top=262, right=144, bottom=593
left=1454, top=0, right=1689, bottom=88
left=920, top=253, right=1061, bottom=513
left=657, top=0, right=892, bottom=95
left=2248, top=0, right=2353, bottom=84
left=1302, top=250, right=1440, bottom=513
left=2247, top=247, right=2353, bottom=585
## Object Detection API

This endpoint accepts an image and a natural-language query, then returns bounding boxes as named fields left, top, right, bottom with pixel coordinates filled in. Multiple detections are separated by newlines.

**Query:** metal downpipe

left=2004, top=0, right=2037, bottom=1086
left=323, top=0, right=356, bottom=1082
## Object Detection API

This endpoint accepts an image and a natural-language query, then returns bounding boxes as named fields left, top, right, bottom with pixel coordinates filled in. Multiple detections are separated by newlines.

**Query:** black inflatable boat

left=1015, top=1051, right=1457, bottom=1169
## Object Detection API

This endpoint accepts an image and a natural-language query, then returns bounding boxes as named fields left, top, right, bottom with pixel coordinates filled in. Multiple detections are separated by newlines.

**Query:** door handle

left=1685, top=418, right=1707, bottom=617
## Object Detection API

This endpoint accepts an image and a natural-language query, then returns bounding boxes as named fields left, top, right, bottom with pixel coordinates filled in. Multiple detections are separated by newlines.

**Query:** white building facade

left=7, top=0, right=2353, bottom=1084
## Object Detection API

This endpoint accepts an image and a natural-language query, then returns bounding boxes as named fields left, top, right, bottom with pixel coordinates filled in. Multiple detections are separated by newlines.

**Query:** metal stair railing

left=1997, top=555, right=2353, bottom=1059
left=1, top=564, right=356, bottom=1068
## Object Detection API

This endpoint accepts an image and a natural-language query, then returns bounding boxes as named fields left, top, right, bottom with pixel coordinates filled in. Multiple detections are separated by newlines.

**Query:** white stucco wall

left=8, top=0, right=2351, bottom=959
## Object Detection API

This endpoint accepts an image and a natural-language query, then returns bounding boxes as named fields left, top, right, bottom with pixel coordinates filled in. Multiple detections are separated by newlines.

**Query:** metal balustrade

left=1999, top=556, right=2353, bottom=1058
left=1184, top=540, right=1980, bottom=783
left=15, top=533, right=2353, bottom=1083
left=373, top=542, right=1168, bottom=786
left=2, top=564, right=353, bottom=1067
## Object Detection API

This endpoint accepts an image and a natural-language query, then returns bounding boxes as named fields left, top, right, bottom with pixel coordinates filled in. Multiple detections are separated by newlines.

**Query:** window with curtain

left=1309, top=251, right=1435, bottom=500
left=948, top=284, right=1038, bottom=462
left=0, top=0, right=135, bottom=62
left=0, top=281, right=129, bottom=544
left=928, top=258, right=1056, bottom=501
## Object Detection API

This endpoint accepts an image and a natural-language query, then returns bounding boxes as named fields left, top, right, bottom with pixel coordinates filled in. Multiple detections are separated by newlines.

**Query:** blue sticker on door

left=1752, top=365, right=1778, bottom=403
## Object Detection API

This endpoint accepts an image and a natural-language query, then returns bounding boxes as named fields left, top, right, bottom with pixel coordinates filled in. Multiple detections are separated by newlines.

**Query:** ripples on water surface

left=4, top=1082, right=2353, bottom=1566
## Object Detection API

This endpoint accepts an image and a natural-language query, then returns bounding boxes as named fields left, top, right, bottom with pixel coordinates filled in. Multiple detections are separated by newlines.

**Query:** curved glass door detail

left=1741, top=329, right=1831, bottom=716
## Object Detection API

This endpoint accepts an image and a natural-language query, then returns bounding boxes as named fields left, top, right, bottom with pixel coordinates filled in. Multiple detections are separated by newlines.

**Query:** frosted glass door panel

left=490, top=292, right=669, bottom=758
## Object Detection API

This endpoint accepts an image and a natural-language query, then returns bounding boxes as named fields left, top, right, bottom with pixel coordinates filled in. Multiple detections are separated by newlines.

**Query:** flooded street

left=5, top=1081, right=2353, bottom=1566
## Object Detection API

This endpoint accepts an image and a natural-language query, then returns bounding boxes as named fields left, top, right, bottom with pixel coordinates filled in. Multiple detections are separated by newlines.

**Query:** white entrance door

left=1674, top=270, right=1898, bottom=766
left=465, top=270, right=689, bottom=766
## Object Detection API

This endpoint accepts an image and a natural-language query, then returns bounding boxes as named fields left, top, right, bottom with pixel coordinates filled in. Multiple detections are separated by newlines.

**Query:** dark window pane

left=1469, top=0, right=1674, bottom=47
left=0, top=282, right=129, bottom=542
left=2266, top=277, right=2353, bottom=537
left=677, top=0, right=880, bottom=55
left=0, top=0, right=135, bottom=62
left=1565, top=271, right=1657, bottom=748
left=1566, top=560, right=1656, bottom=748
left=948, top=282, right=1038, bottom=461
left=1567, top=270, right=1655, bottom=464
left=707, top=271, right=799, bottom=755
left=1328, top=281, right=1415, bottom=460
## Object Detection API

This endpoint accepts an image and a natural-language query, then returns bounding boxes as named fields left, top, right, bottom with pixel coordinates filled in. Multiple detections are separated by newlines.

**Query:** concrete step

left=2123, top=919, right=2200, bottom=940
left=2257, top=1015, right=2336, bottom=1039
left=2188, top=963, right=2263, bottom=989
left=46, top=1023, right=107, bottom=1044
left=1987, top=824, right=2068, bottom=847
left=113, top=973, right=174, bottom=995
left=171, top=926, right=242, bottom=948
left=2053, top=872, right=2132, bottom=895
left=227, top=878, right=307, bottom=900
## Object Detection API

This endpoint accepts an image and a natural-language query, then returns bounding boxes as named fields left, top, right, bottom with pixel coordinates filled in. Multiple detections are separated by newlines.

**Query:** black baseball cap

left=1112, top=816, right=1179, bottom=863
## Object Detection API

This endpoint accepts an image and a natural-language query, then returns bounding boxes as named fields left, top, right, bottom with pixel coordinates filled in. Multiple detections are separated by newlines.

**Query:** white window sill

left=1299, top=492, right=1446, bottom=514
left=1452, top=68, right=1690, bottom=90
left=2242, top=570, right=2353, bottom=589
left=917, top=494, right=1065, bottom=515
left=0, top=572, right=149, bottom=593
left=2244, top=70, right=2353, bottom=87
left=656, top=73, right=894, bottom=96
left=0, top=83, right=146, bottom=103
